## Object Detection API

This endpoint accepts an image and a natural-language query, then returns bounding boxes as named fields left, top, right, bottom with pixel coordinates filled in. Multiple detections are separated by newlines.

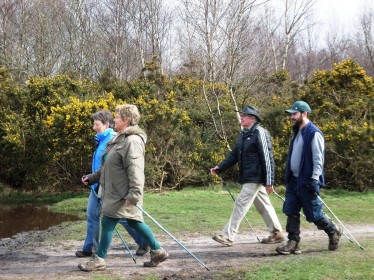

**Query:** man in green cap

left=276, top=101, right=342, bottom=255
left=210, top=105, right=284, bottom=246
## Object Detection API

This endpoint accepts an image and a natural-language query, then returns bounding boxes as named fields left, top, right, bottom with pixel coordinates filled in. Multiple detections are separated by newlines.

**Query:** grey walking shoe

left=212, top=235, right=233, bottom=246
left=261, top=231, right=285, bottom=244
left=276, top=240, right=302, bottom=255
left=143, top=247, right=169, bottom=267
left=328, top=226, right=343, bottom=251
left=78, top=254, right=106, bottom=272
left=136, top=244, right=151, bottom=256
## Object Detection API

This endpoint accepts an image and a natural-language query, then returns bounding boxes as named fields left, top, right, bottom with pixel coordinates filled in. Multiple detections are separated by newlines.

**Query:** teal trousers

left=97, top=215, right=160, bottom=259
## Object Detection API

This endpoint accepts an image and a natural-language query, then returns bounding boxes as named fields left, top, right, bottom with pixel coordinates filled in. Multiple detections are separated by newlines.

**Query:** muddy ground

left=1, top=225, right=372, bottom=280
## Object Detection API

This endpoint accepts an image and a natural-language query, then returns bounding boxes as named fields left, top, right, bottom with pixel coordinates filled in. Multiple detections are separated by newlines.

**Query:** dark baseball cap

left=285, top=101, right=312, bottom=114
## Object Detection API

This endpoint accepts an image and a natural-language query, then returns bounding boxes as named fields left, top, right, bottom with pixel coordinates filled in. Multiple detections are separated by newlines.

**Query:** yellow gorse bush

left=0, top=59, right=372, bottom=192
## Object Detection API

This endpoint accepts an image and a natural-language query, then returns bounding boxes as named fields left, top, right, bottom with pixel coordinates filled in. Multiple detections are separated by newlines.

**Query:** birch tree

left=179, top=0, right=271, bottom=149
left=356, top=1, right=374, bottom=75
left=0, top=0, right=18, bottom=67
left=179, top=0, right=234, bottom=149
left=61, top=0, right=97, bottom=79
left=0, top=0, right=31, bottom=81
left=281, top=0, right=316, bottom=69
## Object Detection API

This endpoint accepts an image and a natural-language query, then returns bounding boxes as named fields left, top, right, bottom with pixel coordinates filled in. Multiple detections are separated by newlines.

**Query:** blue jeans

left=82, top=190, right=147, bottom=253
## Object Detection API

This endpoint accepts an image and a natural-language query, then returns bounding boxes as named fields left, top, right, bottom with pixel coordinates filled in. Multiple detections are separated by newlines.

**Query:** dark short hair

left=93, top=110, right=113, bottom=127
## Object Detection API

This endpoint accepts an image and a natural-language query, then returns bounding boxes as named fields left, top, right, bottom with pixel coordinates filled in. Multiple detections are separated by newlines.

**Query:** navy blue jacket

left=285, top=121, right=325, bottom=187
left=218, top=123, right=275, bottom=185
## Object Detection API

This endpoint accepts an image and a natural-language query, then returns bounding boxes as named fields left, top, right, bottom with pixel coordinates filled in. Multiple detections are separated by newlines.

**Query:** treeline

left=0, top=59, right=372, bottom=193
left=0, top=0, right=373, bottom=83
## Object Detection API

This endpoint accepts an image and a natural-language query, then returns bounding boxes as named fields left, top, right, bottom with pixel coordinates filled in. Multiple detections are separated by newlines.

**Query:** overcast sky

left=314, top=0, right=372, bottom=30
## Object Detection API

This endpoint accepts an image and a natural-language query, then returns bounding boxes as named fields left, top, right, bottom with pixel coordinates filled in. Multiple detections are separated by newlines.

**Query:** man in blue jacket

left=210, top=105, right=284, bottom=246
left=75, top=110, right=149, bottom=258
left=276, top=101, right=342, bottom=255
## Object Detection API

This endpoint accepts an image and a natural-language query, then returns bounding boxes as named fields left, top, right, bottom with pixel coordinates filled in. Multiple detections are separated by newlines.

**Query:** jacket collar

left=95, top=128, right=116, bottom=141
left=241, top=122, right=258, bottom=137
left=111, top=125, right=147, bottom=144
left=293, top=121, right=312, bottom=136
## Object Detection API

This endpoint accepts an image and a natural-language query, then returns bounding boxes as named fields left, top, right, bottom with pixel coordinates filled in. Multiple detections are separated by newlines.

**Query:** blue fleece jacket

left=285, top=121, right=325, bottom=187
left=92, top=128, right=116, bottom=191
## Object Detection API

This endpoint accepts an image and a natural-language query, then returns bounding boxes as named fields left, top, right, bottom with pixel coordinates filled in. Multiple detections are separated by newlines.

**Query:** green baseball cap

left=285, top=101, right=312, bottom=114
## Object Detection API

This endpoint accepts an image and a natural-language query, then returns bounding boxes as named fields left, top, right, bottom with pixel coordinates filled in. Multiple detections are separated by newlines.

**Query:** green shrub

left=301, top=59, right=373, bottom=190
left=0, top=60, right=372, bottom=192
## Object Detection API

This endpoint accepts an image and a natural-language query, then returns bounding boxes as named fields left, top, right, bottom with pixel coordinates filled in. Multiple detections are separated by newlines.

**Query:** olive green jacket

left=88, top=125, right=147, bottom=221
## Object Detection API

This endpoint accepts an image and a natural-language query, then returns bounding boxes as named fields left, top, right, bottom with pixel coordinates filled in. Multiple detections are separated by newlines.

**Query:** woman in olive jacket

left=78, top=104, right=168, bottom=272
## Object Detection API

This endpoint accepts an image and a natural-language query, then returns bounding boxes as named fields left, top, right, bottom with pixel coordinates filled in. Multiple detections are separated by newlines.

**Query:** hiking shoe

left=78, top=254, right=106, bottom=271
left=144, top=247, right=169, bottom=267
left=261, top=231, right=285, bottom=244
left=75, top=250, right=93, bottom=258
left=276, top=240, right=302, bottom=255
left=328, top=226, right=343, bottom=251
left=212, top=235, right=233, bottom=246
left=136, top=244, right=151, bottom=256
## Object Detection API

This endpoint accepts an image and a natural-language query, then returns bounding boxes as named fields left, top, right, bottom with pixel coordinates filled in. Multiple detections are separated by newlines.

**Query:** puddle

left=0, top=203, right=80, bottom=238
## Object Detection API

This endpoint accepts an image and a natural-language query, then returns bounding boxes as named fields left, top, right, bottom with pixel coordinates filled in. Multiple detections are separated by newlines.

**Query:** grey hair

left=92, top=110, right=113, bottom=127
left=115, top=104, right=141, bottom=126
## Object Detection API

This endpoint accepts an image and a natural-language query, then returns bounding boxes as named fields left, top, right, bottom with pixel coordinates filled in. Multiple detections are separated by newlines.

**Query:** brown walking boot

left=212, top=235, right=233, bottom=246
left=143, top=247, right=169, bottom=267
left=261, top=231, right=285, bottom=244
left=276, top=240, right=302, bottom=255
left=136, top=244, right=151, bottom=256
left=78, top=254, right=106, bottom=271
left=328, top=226, right=343, bottom=251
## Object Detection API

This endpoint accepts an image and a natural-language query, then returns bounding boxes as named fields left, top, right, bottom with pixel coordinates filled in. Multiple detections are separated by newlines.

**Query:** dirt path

left=1, top=225, right=372, bottom=280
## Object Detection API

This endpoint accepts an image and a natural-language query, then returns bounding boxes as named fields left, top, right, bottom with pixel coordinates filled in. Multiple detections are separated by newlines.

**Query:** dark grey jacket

left=218, top=123, right=275, bottom=185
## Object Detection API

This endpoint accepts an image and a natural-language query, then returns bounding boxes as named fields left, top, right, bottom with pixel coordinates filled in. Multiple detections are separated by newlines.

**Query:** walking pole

left=273, top=190, right=354, bottom=243
left=91, top=188, right=137, bottom=263
left=317, top=195, right=364, bottom=250
left=218, top=175, right=261, bottom=243
left=272, top=190, right=285, bottom=203
left=114, top=227, right=137, bottom=263
left=273, top=190, right=304, bottom=215
left=273, top=189, right=328, bottom=234
left=136, top=204, right=210, bottom=271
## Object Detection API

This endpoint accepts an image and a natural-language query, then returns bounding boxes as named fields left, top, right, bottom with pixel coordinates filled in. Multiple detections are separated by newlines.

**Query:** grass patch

left=51, top=196, right=88, bottom=219
left=43, top=187, right=374, bottom=250
left=139, top=186, right=374, bottom=236
left=0, top=188, right=86, bottom=204
left=242, top=240, right=373, bottom=280
left=5, top=185, right=374, bottom=238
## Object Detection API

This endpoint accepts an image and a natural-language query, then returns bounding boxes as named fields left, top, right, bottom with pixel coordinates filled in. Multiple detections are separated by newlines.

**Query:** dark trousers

left=283, top=177, right=335, bottom=241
